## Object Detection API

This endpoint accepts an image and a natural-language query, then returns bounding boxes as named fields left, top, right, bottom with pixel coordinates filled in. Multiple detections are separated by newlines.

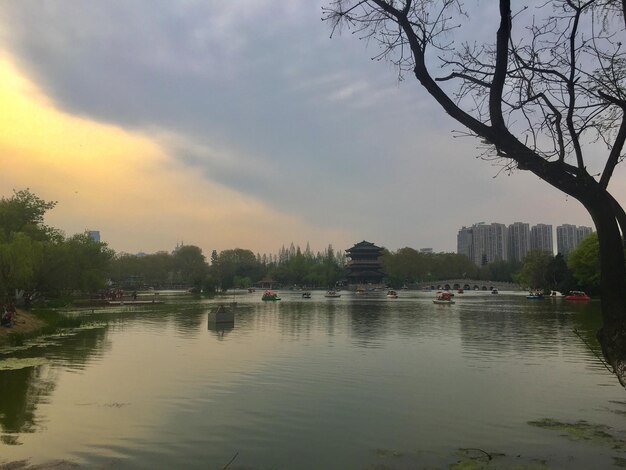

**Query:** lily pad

left=0, top=357, right=48, bottom=370
left=374, top=448, right=404, bottom=458
left=528, top=418, right=626, bottom=450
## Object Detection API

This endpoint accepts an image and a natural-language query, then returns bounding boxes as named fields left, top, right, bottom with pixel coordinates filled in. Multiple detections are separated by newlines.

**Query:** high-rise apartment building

left=469, top=223, right=508, bottom=265
left=457, top=222, right=589, bottom=265
left=508, top=222, right=530, bottom=262
left=457, top=226, right=473, bottom=260
left=576, top=226, right=593, bottom=244
left=556, top=224, right=593, bottom=255
left=556, top=224, right=577, bottom=255
left=530, top=224, right=553, bottom=254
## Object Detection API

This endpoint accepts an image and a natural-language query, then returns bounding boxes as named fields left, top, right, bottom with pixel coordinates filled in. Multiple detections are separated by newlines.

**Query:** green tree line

left=109, top=243, right=347, bottom=293
left=1, top=189, right=601, bottom=301
left=0, top=190, right=114, bottom=301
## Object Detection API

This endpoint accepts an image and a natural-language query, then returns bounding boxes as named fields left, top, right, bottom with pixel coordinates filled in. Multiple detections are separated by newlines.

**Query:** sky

left=0, top=1, right=610, bottom=257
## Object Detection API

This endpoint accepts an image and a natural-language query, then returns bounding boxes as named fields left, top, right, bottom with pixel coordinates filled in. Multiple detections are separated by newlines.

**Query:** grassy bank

left=0, top=308, right=82, bottom=347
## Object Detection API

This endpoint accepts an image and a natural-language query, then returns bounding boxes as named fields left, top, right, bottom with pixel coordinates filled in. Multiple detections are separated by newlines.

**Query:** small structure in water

left=208, top=305, right=235, bottom=325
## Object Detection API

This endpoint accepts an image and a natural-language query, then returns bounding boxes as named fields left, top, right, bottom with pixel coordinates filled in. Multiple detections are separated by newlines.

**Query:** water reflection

left=0, top=326, right=111, bottom=443
left=458, top=297, right=602, bottom=363
left=0, top=294, right=620, bottom=469
left=171, top=308, right=205, bottom=337
left=347, top=301, right=389, bottom=348
left=0, top=366, right=56, bottom=442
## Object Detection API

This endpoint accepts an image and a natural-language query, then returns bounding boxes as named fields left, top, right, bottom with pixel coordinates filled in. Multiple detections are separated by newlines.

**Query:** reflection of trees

left=0, top=366, right=56, bottom=439
left=43, top=325, right=111, bottom=370
left=570, top=302, right=605, bottom=362
left=458, top=299, right=602, bottom=361
left=172, top=307, right=205, bottom=337
left=278, top=302, right=314, bottom=340
left=347, top=301, right=389, bottom=347
left=0, top=325, right=109, bottom=441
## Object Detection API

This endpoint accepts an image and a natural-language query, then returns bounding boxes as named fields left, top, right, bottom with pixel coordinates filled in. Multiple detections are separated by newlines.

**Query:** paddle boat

left=324, top=290, right=341, bottom=298
left=386, top=290, right=398, bottom=299
left=302, top=291, right=311, bottom=299
left=261, top=290, right=281, bottom=301
left=526, top=292, right=545, bottom=300
left=433, top=291, right=455, bottom=304
left=564, top=291, right=591, bottom=301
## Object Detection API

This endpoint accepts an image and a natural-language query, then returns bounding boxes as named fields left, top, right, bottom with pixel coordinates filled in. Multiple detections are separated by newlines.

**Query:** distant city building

left=86, top=230, right=100, bottom=242
left=530, top=224, right=554, bottom=254
left=471, top=222, right=508, bottom=265
left=419, top=248, right=433, bottom=253
left=172, top=241, right=184, bottom=254
left=556, top=224, right=593, bottom=255
left=345, top=240, right=385, bottom=285
left=507, top=222, right=530, bottom=262
left=457, top=221, right=562, bottom=265
left=576, top=226, right=593, bottom=244
left=556, top=224, right=577, bottom=255
left=457, top=226, right=473, bottom=260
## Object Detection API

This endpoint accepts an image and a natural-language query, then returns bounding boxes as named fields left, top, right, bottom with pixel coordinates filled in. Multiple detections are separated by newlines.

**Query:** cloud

left=0, top=54, right=353, bottom=254
left=0, top=1, right=600, bottom=254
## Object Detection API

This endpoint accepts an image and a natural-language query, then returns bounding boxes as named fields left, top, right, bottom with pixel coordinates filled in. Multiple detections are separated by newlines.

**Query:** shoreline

left=0, top=309, right=48, bottom=340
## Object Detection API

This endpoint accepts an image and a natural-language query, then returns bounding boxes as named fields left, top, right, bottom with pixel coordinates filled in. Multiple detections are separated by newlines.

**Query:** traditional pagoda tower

left=345, top=240, right=385, bottom=286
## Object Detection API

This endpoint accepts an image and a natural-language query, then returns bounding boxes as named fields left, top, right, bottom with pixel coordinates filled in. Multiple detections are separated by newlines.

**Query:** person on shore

left=1, top=305, right=15, bottom=327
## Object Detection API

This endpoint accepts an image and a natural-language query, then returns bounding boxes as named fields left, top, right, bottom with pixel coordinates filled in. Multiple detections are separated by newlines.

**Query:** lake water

left=1, top=290, right=625, bottom=469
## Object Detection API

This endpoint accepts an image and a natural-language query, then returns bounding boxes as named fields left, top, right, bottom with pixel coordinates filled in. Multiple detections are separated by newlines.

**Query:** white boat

left=386, top=290, right=398, bottom=299
left=325, top=290, right=341, bottom=298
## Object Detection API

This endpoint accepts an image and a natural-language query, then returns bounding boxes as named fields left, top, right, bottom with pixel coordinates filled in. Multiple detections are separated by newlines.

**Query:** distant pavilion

left=345, top=241, right=385, bottom=286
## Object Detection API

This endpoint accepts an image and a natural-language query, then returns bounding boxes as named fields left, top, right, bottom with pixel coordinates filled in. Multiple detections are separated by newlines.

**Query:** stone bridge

left=415, top=279, right=522, bottom=292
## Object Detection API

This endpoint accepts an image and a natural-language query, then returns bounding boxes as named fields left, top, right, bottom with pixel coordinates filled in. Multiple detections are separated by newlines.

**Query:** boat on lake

left=386, top=290, right=398, bottom=299
left=302, top=292, right=311, bottom=299
left=325, top=290, right=341, bottom=298
left=491, top=288, right=499, bottom=294
left=564, top=291, right=591, bottom=301
left=526, top=292, right=544, bottom=299
left=262, top=290, right=281, bottom=301
left=433, top=291, right=455, bottom=304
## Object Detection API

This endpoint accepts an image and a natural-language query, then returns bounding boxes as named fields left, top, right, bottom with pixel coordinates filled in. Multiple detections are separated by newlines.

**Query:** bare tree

left=324, top=0, right=626, bottom=384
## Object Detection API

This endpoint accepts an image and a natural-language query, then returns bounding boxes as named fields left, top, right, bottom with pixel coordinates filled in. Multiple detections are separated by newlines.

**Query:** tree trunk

left=583, top=192, right=626, bottom=385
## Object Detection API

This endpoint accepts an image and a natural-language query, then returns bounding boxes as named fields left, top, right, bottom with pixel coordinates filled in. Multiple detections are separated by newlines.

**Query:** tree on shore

left=514, top=250, right=554, bottom=291
left=0, top=190, right=113, bottom=298
left=324, top=1, right=626, bottom=385
left=568, top=233, right=602, bottom=294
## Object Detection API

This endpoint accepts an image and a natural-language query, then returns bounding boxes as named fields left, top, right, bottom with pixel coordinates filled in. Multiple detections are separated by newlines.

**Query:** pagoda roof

left=346, top=240, right=383, bottom=253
